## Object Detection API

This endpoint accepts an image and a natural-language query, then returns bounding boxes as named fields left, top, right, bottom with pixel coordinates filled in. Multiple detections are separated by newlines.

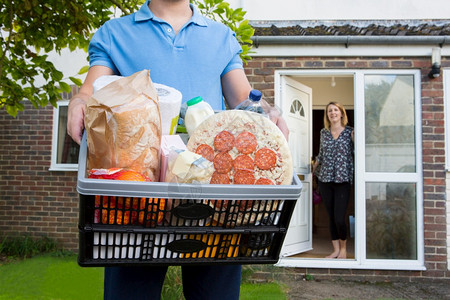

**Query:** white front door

left=278, top=76, right=313, bottom=256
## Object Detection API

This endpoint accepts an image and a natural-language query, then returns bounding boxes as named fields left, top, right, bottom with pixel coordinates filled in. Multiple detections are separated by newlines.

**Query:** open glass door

left=278, top=75, right=313, bottom=256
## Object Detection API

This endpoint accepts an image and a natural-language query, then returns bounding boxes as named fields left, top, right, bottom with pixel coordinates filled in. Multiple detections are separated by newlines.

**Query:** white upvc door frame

left=277, top=69, right=425, bottom=270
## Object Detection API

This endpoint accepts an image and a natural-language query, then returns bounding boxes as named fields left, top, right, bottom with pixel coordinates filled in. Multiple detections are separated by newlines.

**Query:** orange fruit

left=115, top=170, right=151, bottom=182
left=137, top=198, right=165, bottom=226
left=97, top=197, right=165, bottom=226
left=89, top=168, right=151, bottom=181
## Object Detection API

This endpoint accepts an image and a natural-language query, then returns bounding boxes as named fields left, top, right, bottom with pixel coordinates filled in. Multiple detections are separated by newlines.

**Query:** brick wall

left=245, top=56, right=449, bottom=280
left=0, top=91, right=79, bottom=251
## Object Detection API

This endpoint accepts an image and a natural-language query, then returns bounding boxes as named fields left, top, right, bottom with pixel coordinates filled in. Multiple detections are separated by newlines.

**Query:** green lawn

left=0, top=254, right=103, bottom=300
left=0, top=254, right=286, bottom=300
left=240, top=283, right=287, bottom=300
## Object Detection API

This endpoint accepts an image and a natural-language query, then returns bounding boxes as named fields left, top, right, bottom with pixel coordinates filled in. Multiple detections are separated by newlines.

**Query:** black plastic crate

left=77, top=136, right=302, bottom=266
left=78, top=227, right=293, bottom=266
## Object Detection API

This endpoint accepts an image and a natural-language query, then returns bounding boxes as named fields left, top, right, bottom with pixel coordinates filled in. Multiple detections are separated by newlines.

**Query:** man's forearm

left=67, top=93, right=90, bottom=144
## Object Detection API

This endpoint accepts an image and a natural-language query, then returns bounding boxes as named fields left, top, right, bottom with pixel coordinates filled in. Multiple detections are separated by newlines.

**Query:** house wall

left=446, top=174, right=450, bottom=270
left=0, top=56, right=448, bottom=280
left=0, top=88, right=80, bottom=251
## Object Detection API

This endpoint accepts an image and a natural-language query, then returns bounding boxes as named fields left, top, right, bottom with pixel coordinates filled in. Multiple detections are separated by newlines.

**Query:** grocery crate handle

left=172, top=203, right=214, bottom=220
left=167, top=239, right=207, bottom=253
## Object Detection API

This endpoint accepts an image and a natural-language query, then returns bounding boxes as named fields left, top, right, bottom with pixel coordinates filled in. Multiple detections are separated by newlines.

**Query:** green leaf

left=6, top=104, right=19, bottom=117
left=78, top=65, right=89, bottom=75
left=69, top=77, right=83, bottom=87
left=52, top=70, right=64, bottom=81
left=217, top=2, right=228, bottom=9
left=59, top=81, right=72, bottom=93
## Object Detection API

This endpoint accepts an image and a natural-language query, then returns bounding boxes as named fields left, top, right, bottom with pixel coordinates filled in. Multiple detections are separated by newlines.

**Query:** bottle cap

left=249, top=89, right=262, bottom=101
left=187, top=96, right=203, bottom=106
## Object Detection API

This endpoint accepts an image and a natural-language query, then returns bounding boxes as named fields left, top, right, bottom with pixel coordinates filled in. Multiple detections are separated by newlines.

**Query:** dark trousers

left=318, top=181, right=351, bottom=241
left=104, top=265, right=241, bottom=300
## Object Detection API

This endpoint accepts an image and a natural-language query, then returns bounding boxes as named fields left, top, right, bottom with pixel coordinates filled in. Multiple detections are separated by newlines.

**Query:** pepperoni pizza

left=187, top=110, right=293, bottom=186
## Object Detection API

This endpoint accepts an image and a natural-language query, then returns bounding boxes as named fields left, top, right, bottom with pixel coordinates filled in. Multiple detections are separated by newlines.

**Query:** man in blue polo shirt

left=67, top=0, right=288, bottom=299
left=88, top=0, right=244, bottom=112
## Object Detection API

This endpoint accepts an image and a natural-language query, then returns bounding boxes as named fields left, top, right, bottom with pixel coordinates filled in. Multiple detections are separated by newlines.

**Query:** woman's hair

left=323, top=101, right=348, bottom=129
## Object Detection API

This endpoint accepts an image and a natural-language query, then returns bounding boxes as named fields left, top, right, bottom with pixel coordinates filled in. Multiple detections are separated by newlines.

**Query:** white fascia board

left=251, top=44, right=450, bottom=57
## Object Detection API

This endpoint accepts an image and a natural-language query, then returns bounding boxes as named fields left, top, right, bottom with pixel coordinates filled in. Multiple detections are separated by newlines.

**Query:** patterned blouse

left=316, top=126, right=354, bottom=183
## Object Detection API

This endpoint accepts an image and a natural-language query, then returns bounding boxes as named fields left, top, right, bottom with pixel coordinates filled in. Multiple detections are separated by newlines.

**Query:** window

left=361, top=71, right=423, bottom=268
left=50, top=100, right=80, bottom=171
left=364, top=75, right=418, bottom=259
left=290, top=99, right=305, bottom=117
left=366, top=182, right=417, bottom=259
left=364, top=75, right=416, bottom=172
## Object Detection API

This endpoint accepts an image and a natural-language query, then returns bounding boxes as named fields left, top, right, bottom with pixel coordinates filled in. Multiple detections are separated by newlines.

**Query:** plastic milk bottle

left=184, top=96, right=215, bottom=136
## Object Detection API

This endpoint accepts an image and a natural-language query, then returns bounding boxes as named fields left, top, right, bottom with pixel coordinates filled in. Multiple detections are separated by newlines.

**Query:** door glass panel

left=366, top=182, right=417, bottom=259
left=364, top=75, right=415, bottom=172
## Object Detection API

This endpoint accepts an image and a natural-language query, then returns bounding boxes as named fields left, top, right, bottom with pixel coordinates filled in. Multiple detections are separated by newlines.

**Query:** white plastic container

left=184, top=96, right=214, bottom=136
left=154, top=83, right=182, bottom=135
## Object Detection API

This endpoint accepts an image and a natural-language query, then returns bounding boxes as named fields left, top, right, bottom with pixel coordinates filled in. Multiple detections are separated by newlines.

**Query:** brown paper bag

left=85, top=70, right=161, bottom=182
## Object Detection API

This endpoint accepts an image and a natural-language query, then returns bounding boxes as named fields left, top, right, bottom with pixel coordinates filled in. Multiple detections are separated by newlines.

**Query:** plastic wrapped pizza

left=187, top=110, right=293, bottom=185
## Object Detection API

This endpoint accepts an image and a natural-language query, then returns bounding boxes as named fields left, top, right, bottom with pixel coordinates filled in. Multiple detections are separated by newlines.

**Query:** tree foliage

left=0, top=0, right=253, bottom=117
left=191, top=0, right=254, bottom=63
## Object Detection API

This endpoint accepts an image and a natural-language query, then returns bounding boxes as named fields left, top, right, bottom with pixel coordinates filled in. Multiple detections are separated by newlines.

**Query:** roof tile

left=252, top=22, right=450, bottom=36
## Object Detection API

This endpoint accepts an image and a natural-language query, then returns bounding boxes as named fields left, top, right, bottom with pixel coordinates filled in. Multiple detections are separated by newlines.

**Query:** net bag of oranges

left=88, top=168, right=165, bottom=227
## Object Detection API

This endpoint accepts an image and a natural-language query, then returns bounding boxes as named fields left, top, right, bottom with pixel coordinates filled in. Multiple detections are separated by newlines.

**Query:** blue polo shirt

left=89, top=0, right=243, bottom=110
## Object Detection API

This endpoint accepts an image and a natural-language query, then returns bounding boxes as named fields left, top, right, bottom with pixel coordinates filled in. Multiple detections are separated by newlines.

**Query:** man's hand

left=66, top=65, right=115, bottom=144
left=267, top=106, right=290, bottom=141
left=67, top=97, right=87, bottom=145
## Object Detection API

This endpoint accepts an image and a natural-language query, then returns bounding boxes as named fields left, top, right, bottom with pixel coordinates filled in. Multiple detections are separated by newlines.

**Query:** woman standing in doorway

left=313, top=102, right=354, bottom=259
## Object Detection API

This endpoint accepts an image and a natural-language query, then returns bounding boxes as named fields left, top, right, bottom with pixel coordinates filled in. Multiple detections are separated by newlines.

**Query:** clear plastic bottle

left=235, top=89, right=271, bottom=116
left=184, top=96, right=215, bottom=136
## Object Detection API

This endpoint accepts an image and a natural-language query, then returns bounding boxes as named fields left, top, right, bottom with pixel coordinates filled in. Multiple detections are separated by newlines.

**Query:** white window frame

left=50, top=100, right=78, bottom=171
left=357, top=69, right=424, bottom=270
left=276, top=69, right=425, bottom=270
left=445, top=69, right=450, bottom=170
left=444, top=68, right=450, bottom=270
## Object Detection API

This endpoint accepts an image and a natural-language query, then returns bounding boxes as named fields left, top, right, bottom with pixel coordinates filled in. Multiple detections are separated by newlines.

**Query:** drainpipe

left=251, top=35, right=450, bottom=48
